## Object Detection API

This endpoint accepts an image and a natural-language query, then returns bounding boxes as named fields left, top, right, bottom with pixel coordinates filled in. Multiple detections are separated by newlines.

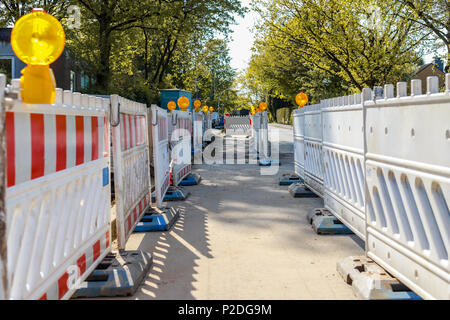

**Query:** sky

left=228, top=0, right=258, bottom=73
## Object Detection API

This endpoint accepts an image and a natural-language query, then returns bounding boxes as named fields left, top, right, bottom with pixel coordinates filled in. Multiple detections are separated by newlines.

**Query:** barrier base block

left=134, top=207, right=180, bottom=232
left=288, top=183, right=319, bottom=198
left=72, top=250, right=152, bottom=298
left=279, top=173, right=304, bottom=185
left=308, top=208, right=354, bottom=235
left=179, top=173, right=202, bottom=186
left=258, top=159, right=280, bottom=166
left=151, top=186, right=190, bottom=202
left=337, top=256, right=422, bottom=300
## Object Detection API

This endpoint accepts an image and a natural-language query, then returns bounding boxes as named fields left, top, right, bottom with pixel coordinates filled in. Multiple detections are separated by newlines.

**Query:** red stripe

left=93, top=240, right=101, bottom=262
left=77, top=254, right=86, bottom=275
left=128, top=215, right=132, bottom=232
left=58, top=273, right=69, bottom=299
left=75, top=116, right=84, bottom=165
left=133, top=208, right=137, bottom=223
left=91, top=117, right=99, bottom=160
left=30, top=114, right=45, bottom=180
left=55, top=115, right=67, bottom=172
left=103, top=117, right=108, bottom=157
left=6, top=112, right=15, bottom=187
left=122, top=114, right=127, bottom=151
left=134, top=115, right=138, bottom=145
left=106, top=231, right=110, bottom=248
left=128, top=115, right=133, bottom=148
left=39, top=293, right=47, bottom=300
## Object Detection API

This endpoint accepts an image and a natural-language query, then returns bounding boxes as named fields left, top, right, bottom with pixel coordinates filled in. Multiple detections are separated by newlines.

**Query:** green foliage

left=276, top=107, right=292, bottom=124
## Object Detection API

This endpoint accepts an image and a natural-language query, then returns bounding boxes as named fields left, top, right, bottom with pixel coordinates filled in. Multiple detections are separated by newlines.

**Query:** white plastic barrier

left=151, top=105, right=170, bottom=208
left=193, top=112, right=203, bottom=157
left=304, top=103, right=324, bottom=197
left=171, top=110, right=192, bottom=186
left=111, top=95, right=150, bottom=250
left=259, top=111, right=269, bottom=160
left=293, top=108, right=305, bottom=179
left=0, top=75, right=6, bottom=300
left=364, top=76, right=450, bottom=300
left=253, top=113, right=261, bottom=156
left=322, top=94, right=365, bottom=239
left=4, top=82, right=111, bottom=300
left=224, top=115, right=251, bottom=136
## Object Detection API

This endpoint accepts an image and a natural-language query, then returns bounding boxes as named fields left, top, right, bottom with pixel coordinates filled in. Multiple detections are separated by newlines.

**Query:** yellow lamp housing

left=295, top=91, right=308, bottom=108
left=167, top=101, right=177, bottom=113
left=202, top=105, right=208, bottom=114
left=209, top=106, right=214, bottom=113
left=194, top=99, right=201, bottom=108
left=177, top=96, right=190, bottom=111
left=259, top=102, right=267, bottom=111
left=11, top=8, right=66, bottom=104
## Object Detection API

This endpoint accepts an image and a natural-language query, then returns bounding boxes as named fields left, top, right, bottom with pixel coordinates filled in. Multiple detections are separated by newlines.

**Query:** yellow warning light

left=177, top=96, right=190, bottom=111
left=295, top=91, right=308, bottom=108
left=209, top=106, right=214, bottom=113
left=11, top=9, right=65, bottom=104
left=194, top=99, right=201, bottom=112
left=202, top=105, right=208, bottom=114
left=259, top=102, right=267, bottom=111
left=256, top=107, right=261, bottom=113
left=167, top=101, right=177, bottom=113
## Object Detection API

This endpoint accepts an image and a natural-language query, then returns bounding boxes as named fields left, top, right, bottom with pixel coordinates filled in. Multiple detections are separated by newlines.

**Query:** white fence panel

left=151, top=106, right=170, bottom=209
left=322, top=94, right=365, bottom=239
left=259, top=112, right=269, bottom=160
left=293, top=108, right=305, bottom=179
left=5, top=85, right=111, bottom=300
left=364, top=77, right=450, bottom=300
left=111, top=95, right=151, bottom=250
left=304, top=103, right=324, bottom=197
left=253, top=113, right=261, bottom=156
left=171, top=110, right=192, bottom=186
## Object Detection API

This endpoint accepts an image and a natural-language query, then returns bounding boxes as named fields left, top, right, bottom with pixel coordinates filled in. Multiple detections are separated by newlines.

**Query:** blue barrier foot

left=337, top=256, right=423, bottom=300
left=179, top=173, right=202, bottom=186
left=309, top=208, right=354, bottom=235
left=258, top=159, right=280, bottom=166
left=134, top=207, right=180, bottom=232
left=72, top=250, right=152, bottom=298
left=279, top=173, right=304, bottom=185
left=288, top=183, right=319, bottom=198
left=164, top=186, right=190, bottom=201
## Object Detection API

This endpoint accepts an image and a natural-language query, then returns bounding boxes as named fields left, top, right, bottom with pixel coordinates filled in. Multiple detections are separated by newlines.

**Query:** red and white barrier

left=2, top=79, right=111, bottom=300
left=170, top=110, right=192, bottom=186
left=193, top=112, right=204, bottom=160
left=111, top=95, right=151, bottom=250
left=151, top=105, right=170, bottom=208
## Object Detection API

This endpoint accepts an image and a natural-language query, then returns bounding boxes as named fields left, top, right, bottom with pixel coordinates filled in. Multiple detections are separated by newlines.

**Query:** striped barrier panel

left=259, top=112, right=269, bottom=161
left=322, top=94, right=366, bottom=240
left=253, top=113, right=261, bottom=155
left=224, top=115, right=251, bottom=136
left=364, top=76, right=450, bottom=300
left=2, top=77, right=111, bottom=300
left=151, top=105, right=170, bottom=208
left=293, top=108, right=305, bottom=179
left=304, top=103, right=324, bottom=197
left=171, top=110, right=192, bottom=186
left=249, top=115, right=257, bottom=154
left=111, top=95, right=151, bottom=250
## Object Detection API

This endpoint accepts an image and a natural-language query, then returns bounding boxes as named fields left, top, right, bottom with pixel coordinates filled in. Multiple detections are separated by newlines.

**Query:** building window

left=0, top=58, right=13, bottom=83
left=70, top=70, right=76, bottom=91
left=81, top=72, right=89, bottom=90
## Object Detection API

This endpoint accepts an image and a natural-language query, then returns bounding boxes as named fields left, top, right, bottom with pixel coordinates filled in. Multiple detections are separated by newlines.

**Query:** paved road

left=124, top=124, right=364, bottom=299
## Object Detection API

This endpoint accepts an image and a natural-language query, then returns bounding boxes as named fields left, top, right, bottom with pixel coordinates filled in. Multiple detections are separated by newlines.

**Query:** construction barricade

left=171, top=110, right=192, bottom=186
left=193, top=112, right=204, bottom=160
left=363, top=77, right=450, bottom=300
left=110, top=95, right=151, bottom=250
left=322, top=94, right=365, bottom=239
left=2, top=77, right=111, bottom=300
left=0, top=75, right=6, bottom=300
left=293, top=108, right=305, bottom=179
left=224, top=115, right=251, bottom=136
left=151, top=105, right=171, bottom=208
left=253, top=113, right=261, bottom=157
left=303, top=103, right=324, bottom=197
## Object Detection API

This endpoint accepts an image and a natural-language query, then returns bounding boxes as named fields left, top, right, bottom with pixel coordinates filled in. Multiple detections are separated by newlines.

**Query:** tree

left=400, top=0, right=449, bottom=72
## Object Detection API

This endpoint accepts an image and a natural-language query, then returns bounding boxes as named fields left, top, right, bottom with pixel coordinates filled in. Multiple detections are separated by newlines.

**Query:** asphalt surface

left=122, top=124, right=365, bottom=300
